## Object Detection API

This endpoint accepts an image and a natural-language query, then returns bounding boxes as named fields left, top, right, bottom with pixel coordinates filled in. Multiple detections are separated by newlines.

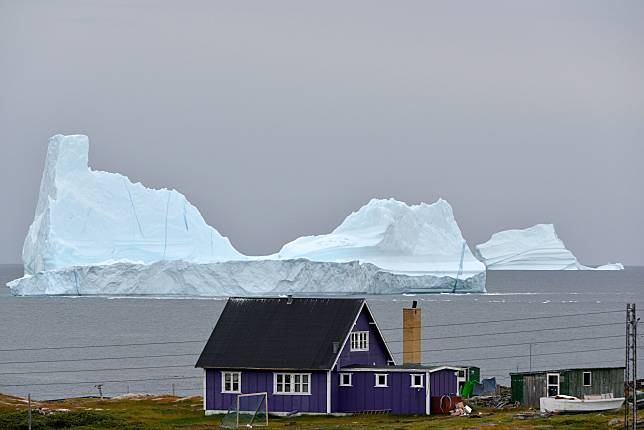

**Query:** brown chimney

left=402, top=301, right=421, bottom=364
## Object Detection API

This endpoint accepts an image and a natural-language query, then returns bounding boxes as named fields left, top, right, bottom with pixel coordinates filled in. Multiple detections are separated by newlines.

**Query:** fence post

left=28, top=393, right=32, bottom=430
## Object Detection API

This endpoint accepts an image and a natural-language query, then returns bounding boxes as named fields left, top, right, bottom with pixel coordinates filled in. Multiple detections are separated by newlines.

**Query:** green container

left=460, top=380, right=474, bottom=398
left=467, top=367, right=480, bottom=383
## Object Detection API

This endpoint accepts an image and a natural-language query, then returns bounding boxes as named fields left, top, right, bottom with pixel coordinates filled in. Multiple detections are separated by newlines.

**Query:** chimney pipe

left=403, top=303, right=421, bottom=365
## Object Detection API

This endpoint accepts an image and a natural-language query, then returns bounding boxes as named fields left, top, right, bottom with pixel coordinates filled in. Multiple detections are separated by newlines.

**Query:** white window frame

left=339, top=373, right=353, bottom=387
left=410, top=373, right=424, bottom=388
left=582, top=371, right=592, bottom=387
left=350, top=331, right=369, bottom=351
left=273, top=373, right=311, bottom=395
left=547, top=373, right=560, bottom=397
left=375, top=373, right=388, bottom=388
left=221, top=371, right=241, bottom=394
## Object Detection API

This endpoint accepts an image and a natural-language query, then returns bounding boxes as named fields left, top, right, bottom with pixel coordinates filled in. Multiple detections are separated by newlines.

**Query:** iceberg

left=474, top=224, right=624, bottom=270
left=22, top=134, right=244, bottom=276
left=278, top=198, right=485, bottom=280
left=9, top=134, right=486, bottom=295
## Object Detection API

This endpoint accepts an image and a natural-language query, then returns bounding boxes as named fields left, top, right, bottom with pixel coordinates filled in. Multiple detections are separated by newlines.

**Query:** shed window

left=410, top=374, right=424, bottom=388
left=274, top=373, right=310, bottom=395
left=583, top=372, right=592, bottom=386
left=547, top=373, right=559, bottom=397
left=375, top=373, right=388, bottom=387
left=339, top=373, right=352, bottom=387
left=222, top=371, right=241, bottom=393
left=350, top=331, right=369, bottom=351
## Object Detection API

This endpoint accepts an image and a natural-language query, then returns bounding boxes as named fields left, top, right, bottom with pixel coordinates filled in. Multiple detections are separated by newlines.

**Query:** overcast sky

left=1, top=1, right=642, bottom=266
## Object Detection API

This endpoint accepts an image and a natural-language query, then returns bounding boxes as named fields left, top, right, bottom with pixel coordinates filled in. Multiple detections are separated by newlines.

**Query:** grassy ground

left=0, top=393, right=632, bottom=429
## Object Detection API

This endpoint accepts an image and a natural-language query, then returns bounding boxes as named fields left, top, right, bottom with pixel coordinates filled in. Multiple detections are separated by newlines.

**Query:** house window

left=583, top=372, right=592, bottom=386
left=222, top=371, right=241, bottom=393
left=410, top=374, right=424, bottom=388
left=547, top=373, right=560, bottom=397
left=350, top=331, right=369, bottom=351
left=375, top=373, right=388, bottom=387
left=274, top=373, right=311, bottom=395
left=339, top=373, right=352, bottom=387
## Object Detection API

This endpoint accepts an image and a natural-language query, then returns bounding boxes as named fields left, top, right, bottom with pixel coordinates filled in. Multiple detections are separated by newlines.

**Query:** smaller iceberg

left=474, top=224, right=624, bottom=270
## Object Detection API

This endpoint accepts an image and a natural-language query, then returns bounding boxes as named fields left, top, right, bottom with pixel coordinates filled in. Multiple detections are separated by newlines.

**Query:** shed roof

left=510, top=366, right=624, bottom=376
left=195, top=297, right=368, bottom=370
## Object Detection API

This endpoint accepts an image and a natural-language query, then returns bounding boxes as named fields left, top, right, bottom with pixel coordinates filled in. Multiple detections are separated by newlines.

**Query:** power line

left=409, top=334, right=623, bottom=353
left=480, top=357, right=632, bottom=375
left=0, top=375, right=202, bottom=388
left=0, top=339, right=205, bottom=353
left=0, top=363, right=198, bottom=376
left=379, top=309, right=623, bottom=331
left=0, top=353, right=198, bottom=366
left=396, top=321, right=624, bottom=342
left=424, top=346, right=624, bottom=365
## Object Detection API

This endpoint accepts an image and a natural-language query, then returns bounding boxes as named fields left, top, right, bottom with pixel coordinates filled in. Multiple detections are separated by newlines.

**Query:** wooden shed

left=510, top=367, right=624, bottom=408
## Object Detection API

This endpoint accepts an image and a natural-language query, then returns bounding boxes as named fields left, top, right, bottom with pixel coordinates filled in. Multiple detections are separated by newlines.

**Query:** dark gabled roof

left=196, top=297, right=366, bottom=370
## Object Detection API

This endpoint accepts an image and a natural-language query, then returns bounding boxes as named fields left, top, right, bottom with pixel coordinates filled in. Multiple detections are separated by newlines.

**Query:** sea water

left=0, top=264, right=642, bottom=400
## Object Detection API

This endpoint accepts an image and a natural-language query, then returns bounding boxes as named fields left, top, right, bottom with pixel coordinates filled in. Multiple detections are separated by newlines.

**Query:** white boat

left=540, top=395, right=625, bottom=413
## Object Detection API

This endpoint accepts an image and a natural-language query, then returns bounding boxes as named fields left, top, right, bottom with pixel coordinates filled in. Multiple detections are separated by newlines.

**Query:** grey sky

left=1, top=1, right=643, bottom=265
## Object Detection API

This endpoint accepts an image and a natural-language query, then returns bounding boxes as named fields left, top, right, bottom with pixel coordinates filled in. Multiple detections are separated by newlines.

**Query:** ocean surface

left=0, top=263, right=642, bottom=400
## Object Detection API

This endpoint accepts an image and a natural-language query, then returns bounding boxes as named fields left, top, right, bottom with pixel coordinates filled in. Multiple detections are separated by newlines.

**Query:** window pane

left=302, top=383, right=309, bottom=393
left=548, top=375, right=558, bottom=384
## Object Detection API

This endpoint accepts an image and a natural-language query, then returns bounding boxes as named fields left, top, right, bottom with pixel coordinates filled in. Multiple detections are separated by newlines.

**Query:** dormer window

left=350, top=331, right=369, bottom=351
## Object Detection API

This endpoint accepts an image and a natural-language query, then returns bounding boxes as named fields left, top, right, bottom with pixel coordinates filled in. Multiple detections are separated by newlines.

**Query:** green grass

left=0, top=393, right=629, bottom=429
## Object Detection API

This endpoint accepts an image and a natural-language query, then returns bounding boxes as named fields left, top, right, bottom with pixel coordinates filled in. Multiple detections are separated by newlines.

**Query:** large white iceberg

left=22, top=134, right=244, bottom=276
left=9, top=134, right=485, bottom=295
left=475, top=224, right=624, bottom=270
left=278, top=198, right=484, bottom=280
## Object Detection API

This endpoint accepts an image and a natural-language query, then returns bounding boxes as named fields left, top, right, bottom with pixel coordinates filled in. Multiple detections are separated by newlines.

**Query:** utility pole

left=632, top=303, right=637, bottom=430
left=625, top=304, right=630, bottom=429
left=625, top=303, right=638, bottom=430
left=529, top=343, right=533, bottom=372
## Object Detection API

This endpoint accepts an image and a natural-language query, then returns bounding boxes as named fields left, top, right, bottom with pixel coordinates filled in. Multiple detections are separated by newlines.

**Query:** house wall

left=562, top=368, right=624, bottom=399
left=512, top=368, right=625, bottom=408
left=329, top=369, right=459, bottom=414
left=521, top=374, right=547, bottom=408
left=205, top=369, right=327, bottom=413
left=430, top=369, right=459, bottom=396
left=331, top=371, right=426, bottom=414
left=335, top=308, right=390, bottom=369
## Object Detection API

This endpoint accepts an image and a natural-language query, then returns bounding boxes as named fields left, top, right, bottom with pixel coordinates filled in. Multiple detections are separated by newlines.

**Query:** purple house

left=196, top=297, right=461, bottom=416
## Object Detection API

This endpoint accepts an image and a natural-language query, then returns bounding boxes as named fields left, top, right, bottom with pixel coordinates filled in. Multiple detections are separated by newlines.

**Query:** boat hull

left=540, top=396, right=624, bottom=413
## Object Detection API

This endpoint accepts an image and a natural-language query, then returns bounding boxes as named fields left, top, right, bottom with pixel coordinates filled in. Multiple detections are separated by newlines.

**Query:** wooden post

left=28, top=393, right=32, bottom=430
left=172, top=383, right=175, bottom=397
left=403, top=304, right=421, bottom=365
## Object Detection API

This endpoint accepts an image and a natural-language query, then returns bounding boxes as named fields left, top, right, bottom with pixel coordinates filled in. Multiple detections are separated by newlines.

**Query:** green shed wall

left=562, top=368, right=623, bottom=399
left=511, top=368, right=624, bottom=408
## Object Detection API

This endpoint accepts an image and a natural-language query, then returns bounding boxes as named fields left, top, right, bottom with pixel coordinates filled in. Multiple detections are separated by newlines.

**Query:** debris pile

left=449, top=402, right=472, bottom=416
left=467, top=395, right=518, bottom=409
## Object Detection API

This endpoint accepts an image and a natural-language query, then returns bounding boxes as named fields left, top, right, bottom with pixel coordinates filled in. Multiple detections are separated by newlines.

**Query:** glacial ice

left=474, top=224, right=624, bottom=270
left=278, top=198, right=485, bottom=280
left=22, top=134, right=244, bottom=276
left=9, top=134, right=486, bottom=295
